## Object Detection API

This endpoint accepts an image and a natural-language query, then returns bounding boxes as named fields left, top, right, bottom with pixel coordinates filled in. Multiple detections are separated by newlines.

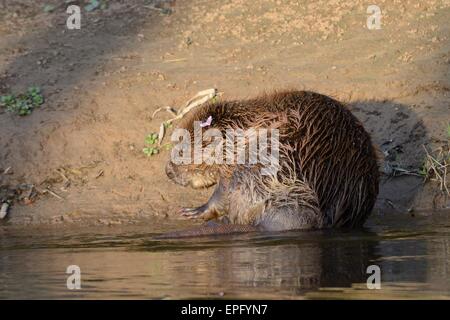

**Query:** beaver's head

left=165, top=103, right=226, bottom=189
left=165, top=161, right=220, bottom=189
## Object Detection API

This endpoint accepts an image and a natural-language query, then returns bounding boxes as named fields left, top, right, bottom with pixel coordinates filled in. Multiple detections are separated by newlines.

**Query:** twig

left=422, top=145, right=450, bottom=195
left=95, top=169, right=104, bottom=179
left=55, top=168, right=70, bottom=184
left=43, top=188, right=64, bottom=200
left=143, top=5, right=164, bottom=12
left=152, top=106, right=177, bottom=119
left=163, top=58, right=188, bottom=63
left=153, top=88, right=218, bottom=145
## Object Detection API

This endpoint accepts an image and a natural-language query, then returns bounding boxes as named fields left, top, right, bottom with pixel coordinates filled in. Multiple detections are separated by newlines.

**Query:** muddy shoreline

left=0, top=0, right=449, bottom=227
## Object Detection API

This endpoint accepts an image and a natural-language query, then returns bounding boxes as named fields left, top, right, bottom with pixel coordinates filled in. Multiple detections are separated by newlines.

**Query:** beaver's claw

left=179, top=206, right=204, bottom=218
left=179, top=204, right=216, bottom=220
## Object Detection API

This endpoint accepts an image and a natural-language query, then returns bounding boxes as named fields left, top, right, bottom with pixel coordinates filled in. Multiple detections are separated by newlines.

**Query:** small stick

left=152, top=106, right=177, bottom=119
left=153, top=88, right=218, bottom=145
left=143, top=5, right=165, bottom=12
left=163, top=58, right=188, bottom=63
left=422, top=145, right=450, bottom=195
left=44, top=188, right=64, bottom=200
left=158, top=122, right=165, bottom=145
left=95, top=169, right=104, bottom=179
left=55, top=169, right=70, bottom=183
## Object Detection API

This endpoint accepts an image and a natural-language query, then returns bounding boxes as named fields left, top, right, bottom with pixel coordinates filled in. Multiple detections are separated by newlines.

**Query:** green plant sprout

left=418, top=163, right=428, bottom=177
left=0, top=86, right=44, bottom=116
left=143, top=133, right=159, bottom=156
left=163, top=121, right=173, bottom=129
left=85, top=0, right=108, bottom=12
left=143, top=132, right=173, bottom=157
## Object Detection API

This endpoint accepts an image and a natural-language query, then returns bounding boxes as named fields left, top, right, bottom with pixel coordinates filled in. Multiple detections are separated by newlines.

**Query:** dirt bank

left=0, top=0, right=449, bottom=227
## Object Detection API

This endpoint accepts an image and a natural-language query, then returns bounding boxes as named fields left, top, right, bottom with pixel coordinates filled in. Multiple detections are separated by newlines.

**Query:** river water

left=0, top=211, right=449, bottom=299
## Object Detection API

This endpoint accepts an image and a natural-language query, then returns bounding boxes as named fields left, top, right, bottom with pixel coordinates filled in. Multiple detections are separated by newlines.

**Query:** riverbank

left=0, top=0, right=449, bottom=226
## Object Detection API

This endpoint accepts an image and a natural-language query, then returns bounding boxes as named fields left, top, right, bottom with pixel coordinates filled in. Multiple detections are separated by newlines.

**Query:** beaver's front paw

left=179, top=204, right=217, bottom=221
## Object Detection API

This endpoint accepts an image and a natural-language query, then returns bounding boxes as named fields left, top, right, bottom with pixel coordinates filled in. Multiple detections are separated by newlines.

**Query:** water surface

left=0, top=212, right=449, bottom=299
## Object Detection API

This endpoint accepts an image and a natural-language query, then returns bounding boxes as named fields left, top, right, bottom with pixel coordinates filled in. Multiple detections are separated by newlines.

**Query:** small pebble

left=0, top=202, right=10, bottom=219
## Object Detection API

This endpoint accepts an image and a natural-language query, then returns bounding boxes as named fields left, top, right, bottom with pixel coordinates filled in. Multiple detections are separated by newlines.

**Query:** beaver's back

left=269, top=91, right=379, bottom=227
left=179, top=90, right=379, bottom=228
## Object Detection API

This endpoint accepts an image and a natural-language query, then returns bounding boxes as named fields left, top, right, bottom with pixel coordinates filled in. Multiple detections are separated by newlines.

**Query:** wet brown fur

left=165, top=90, right=379, bottom=231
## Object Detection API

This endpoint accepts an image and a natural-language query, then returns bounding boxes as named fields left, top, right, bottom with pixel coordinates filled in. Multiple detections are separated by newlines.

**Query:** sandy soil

left=0, top=0, right=449, bottom=227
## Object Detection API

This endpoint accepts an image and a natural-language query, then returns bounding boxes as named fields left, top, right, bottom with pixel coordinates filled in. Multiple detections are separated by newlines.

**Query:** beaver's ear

left=200, top=115, right=213, bottom=128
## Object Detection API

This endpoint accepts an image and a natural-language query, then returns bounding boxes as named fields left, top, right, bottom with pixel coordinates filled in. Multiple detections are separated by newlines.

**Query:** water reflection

left=142, top=233, right=380, bottom=297
left=0, top=213, right=449, bottom=299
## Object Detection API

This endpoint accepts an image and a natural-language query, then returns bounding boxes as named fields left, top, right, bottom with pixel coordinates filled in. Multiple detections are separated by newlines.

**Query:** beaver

left=162, top=90, right=379, bottom=237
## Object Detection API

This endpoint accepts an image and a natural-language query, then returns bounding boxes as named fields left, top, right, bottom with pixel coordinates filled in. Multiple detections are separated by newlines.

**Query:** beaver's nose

left=165, top=163, right=176, bottom=179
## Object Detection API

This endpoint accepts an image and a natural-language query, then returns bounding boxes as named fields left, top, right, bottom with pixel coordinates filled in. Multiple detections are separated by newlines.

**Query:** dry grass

left=421, top=144, right=450, bottom=195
